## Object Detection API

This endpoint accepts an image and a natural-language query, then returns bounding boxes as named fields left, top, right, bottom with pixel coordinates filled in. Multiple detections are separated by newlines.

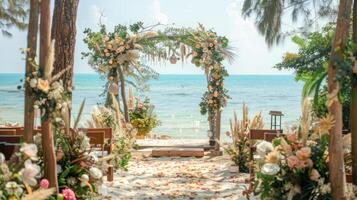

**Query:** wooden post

left=24, top=0, right=40, bottom=143
left=351, top=0, right=357, bottom=185
left=214, top=110, right=221, bottom=152
left=40, top=0, right=59, bottom=192
left=327, top=0, right=352, bottom=198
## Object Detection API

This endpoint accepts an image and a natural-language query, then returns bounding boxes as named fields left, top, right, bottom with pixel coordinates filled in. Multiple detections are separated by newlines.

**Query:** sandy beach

left=101, top=153, right=250, bottom=200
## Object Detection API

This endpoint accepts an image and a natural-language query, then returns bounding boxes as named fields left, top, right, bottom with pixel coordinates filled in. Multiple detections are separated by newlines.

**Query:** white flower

left=48, top=81, right=64, bottom=100
left=256, top=141, right=273, bottom=158
left=20, top=160, right=41, bottom=186
left=261, top=163, right=280, bottom=176
left=89, top=152, right=99, bottom=162
left=29, top=78, right=37, bottom=88
left=0, top=153, right=5, bottom=163
left=33, top=134, right=42, bottom=146
left=67, top=177, right=77, bottom=185
left=20, top=143, right=38, bottom=161
left=57, top=164, right=63, bottom=174
left=320, top=183, right=331, bottom=194
left=79, top=174, right=90, bottom=187
left=5, top=181, right=23, bottom=196
left=89, top=167, right=103, bottom=179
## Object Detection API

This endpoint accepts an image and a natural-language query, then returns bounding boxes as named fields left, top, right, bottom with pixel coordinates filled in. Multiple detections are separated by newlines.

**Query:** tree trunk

left=24, top=0, right=39, bottom=143
left=327, top=0, right=352, bottom=198
left=351, top=0, right=357, bottom=185
left=39, top=0, right=58, bottom=192
left=118, top=65, right=130, bottom=123
left=214, top=110, right=221, bottom=151
left=51, top=0, right=79, bottom=91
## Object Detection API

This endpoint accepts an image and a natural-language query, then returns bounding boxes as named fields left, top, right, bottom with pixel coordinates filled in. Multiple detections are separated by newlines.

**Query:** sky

left=0, top=0, right=302, bottom=75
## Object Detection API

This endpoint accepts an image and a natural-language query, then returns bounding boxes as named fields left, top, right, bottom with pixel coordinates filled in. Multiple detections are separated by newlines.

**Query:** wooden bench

left=0, top=135, right=22, bottom=160
left=81, top=128, right=114, bottom=182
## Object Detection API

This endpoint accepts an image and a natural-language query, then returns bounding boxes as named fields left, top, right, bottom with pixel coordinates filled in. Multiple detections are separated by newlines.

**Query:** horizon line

left=0, top=72, right=294, bottom=75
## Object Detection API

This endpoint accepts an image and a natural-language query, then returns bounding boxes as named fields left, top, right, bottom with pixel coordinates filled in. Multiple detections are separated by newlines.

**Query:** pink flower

left=287, top=155, right=299, bottom=169
left=39, top=179, right=49, bottom=189
left=305, top=159, right=313, bottom=168
left=287, top=134, right=297, bottom=142
left=296, top=147, right=311, bottom=160
left=295, top=160, right=306, bottom=170
left=310, top=169, right=320, bottom=181
left=62, top=188, right=76, bottom=200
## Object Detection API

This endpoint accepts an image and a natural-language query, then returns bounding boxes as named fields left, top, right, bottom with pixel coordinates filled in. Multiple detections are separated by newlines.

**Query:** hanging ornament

left=170, top=54, right=177, bottom=64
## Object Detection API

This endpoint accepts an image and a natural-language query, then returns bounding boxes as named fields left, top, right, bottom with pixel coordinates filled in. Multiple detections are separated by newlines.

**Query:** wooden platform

left=136, top=139, right=214, bottom=151
left=151, top=147, right=205, bottom=158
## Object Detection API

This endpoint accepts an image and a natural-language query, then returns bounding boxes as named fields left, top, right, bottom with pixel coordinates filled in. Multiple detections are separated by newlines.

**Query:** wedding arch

left=82, top=22, right=234, bottom=149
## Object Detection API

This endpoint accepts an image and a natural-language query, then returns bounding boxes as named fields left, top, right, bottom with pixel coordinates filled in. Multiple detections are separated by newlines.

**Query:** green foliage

left=274, top=25, right=353, bottom=129
left=0, top=0, right=28, bottom=37
left=242, top=0, right=336, bottom=46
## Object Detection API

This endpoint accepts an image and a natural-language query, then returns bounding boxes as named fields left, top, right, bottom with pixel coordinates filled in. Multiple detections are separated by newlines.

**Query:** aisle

left=102, top=155, right=250, bottom=200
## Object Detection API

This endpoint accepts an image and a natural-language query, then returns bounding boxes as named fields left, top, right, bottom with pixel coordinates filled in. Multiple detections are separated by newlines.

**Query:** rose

left=37, top=79, right=50, bottom=93
left=305, top=159, right=313, bottom=168
left=20, top=143, right=38, bottom=161
left=296, top=147, right=311, bottom=160
left=20, top=160, right=41, bottom=186
left=310, top=169, right=320, bottom=181
left=261, top=163, right=280, bottom=175
left=62, top=188, right=76, bottom=200
left=287, top=134, right=297, bottom=142
left=29, top=78, right=37, bottom=88
left=39, top=179, right=49, bottom=189
left=287, top=155, right=299, bottom=169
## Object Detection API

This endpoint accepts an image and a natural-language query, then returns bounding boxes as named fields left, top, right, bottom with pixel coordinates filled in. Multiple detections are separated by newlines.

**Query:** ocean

left=0, top=74, right=303, bottom=140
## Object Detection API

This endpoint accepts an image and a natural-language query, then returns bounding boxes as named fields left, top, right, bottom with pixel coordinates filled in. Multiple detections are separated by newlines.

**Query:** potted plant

left=129, top=98, right=159, bottom=139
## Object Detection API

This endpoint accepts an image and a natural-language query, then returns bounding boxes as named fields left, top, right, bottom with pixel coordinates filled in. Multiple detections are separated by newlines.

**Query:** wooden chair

left=245, top=129, right=282, bottom=196
left=0, top=135, right=22, bottom=160
left=82, top=128, right=114, bottom=182
left=0, top=129, right=17, bottom=135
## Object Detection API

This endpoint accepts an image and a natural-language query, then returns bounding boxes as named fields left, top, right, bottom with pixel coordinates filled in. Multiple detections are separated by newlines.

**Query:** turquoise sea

left=0, top=74, right=303, bottom=140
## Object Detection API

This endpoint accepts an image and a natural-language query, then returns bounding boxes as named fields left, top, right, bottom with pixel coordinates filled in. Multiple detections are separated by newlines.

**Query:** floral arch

left=83, top=22, right=234, bottom=148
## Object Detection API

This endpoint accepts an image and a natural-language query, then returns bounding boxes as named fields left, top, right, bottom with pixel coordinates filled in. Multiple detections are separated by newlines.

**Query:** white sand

left=101, top=154, right=250, bottom=200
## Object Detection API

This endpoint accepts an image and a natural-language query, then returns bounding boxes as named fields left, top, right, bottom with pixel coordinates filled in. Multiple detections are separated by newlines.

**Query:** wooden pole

left=39, top=0, right=58, bottom=192
left=118, top=64, right=130, bottom=123
left=351, top=0, right=357, bottom=185
left=24, top=0, right=39, bottom=143
left=327, top=0, right=352, bottom=198
left=214, top=110, right=221, bottom=152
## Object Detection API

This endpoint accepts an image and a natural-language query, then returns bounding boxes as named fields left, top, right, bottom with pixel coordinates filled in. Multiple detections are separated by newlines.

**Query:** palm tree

left=0, top=0, right=28, bottom=37
left=242, top=0, right=337, bottom=46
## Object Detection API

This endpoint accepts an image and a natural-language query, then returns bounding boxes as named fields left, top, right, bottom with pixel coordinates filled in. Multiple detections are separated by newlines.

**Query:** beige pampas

left=127, top=86, right=135, bottom=110
left=22, top=188, right=55, bottom=200
left=300, top=98, right=313, bottom=143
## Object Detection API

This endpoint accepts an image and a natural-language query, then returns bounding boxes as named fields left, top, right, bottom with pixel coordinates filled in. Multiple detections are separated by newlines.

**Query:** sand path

left=102, top=154, right=250, bottom=200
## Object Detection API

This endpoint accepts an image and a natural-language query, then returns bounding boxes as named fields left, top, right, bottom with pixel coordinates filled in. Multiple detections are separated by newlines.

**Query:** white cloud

left=150, top=0, right=169, bottom=24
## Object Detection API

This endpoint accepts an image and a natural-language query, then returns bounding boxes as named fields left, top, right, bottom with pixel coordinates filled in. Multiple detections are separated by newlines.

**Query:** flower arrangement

left=129, top=97, right=159, bottom=138
left=0, top=143, right=58, bottom=200
left=86, top=105, right=136, bottom=171
left=23, top=43, right=71, bottom=121
left=254, top=114, right=355, bottom=199
left=225, top=104, right=264, bottom=173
